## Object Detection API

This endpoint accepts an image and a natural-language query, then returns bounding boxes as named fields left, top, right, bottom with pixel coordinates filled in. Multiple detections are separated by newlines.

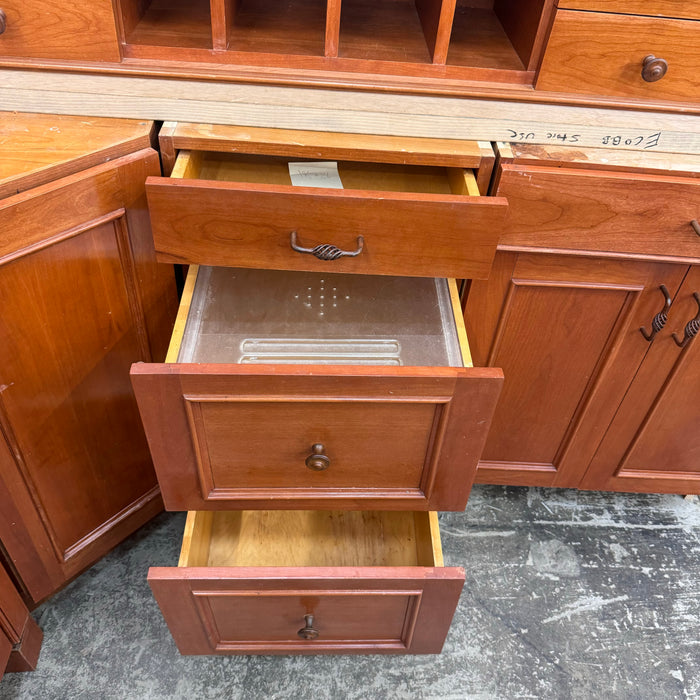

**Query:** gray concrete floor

left=2, top=485, right=699, bottom=700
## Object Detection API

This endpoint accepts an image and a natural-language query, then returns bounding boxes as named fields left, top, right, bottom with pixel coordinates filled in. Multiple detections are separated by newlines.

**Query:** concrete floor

left=2, top=485, right=699, bottom=700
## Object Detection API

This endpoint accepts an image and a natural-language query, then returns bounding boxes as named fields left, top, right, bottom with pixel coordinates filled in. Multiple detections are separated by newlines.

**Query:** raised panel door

left=581, top=266, right=700, bottom=493
left=0, top=150, right=177, bottom=602
left=464, top=251, right=689, bottom=487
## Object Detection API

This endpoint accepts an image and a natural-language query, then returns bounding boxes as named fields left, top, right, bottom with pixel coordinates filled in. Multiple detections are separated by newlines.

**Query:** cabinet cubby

left=118, top=0, right=554, bottom=81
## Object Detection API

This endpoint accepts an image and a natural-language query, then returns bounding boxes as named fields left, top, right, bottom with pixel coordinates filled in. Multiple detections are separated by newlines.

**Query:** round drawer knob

left=297, top=614, right=320, bottom=640
left=641, top=55, right=668, bottom=82
left=305, top=443, right=330, bottom=471
left=0, top=10, right=7, bottom=36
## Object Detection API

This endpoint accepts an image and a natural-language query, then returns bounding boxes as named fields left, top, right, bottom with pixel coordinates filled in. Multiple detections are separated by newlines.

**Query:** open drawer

left=145, top=150, right=508, bottom=279
left=131, top=265, right=503, bottom=511
left=148, top=509, right=464, bottom=655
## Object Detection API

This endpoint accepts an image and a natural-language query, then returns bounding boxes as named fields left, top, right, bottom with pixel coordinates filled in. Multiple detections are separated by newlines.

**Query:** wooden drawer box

left=131, top=265, right=502, bottom=512
left=537, top=10, right=700, bottom=102
left=145, top=150, right=508, bottom=280
left=148, top=509, right=464, bottom=655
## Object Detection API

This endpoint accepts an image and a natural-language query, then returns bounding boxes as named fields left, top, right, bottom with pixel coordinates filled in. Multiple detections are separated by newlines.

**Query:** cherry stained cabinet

left=464, top=251, right=690, bottom=489
left=0, top=119, right=178, bottom=604
left=463, top=142, right=700, bottom=494
left=581, top=266, right=700, bottom=493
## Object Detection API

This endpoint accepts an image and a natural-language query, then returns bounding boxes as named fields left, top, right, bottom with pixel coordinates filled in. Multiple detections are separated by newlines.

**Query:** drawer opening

left=179, top=510, right=444, bottom=567
left=172, top=265, right=471, bottom=368
left=172, top=150, right=481, bottom=196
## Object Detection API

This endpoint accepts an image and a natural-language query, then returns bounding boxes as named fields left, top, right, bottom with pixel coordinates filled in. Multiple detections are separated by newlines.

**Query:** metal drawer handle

left=0, top=10, right=6, bottom=35
left=305, top=443, right=330, bottom=471
left=641, top=55, right=668, bottom=82
left=672, top=292, right=700, bottom=348
left=691, top=220, right=700, bottom=238
left=297, top=614, right=320, bottom=640
left=290, top=231, right=364, bottom=261
left=640, top=285, right=672, bottom=341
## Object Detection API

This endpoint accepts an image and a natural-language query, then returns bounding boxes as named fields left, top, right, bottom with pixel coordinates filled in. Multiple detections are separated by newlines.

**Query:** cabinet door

left=0, top=149, right=177, bottom=603
left=581, top=266, right=700, bottom=493
left=464, top=251, right=688, bottom=488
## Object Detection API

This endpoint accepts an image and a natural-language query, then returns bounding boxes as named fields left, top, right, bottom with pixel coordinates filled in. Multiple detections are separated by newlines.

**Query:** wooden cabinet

left=0, top=114, right=178, bottom=604
left=0, top=563, right=41, bottom=680
left=464, top=143, right=700, bottom=493
left=132, top=124, right=505, bottom=654
left=1, top=0, right=698, bottom=110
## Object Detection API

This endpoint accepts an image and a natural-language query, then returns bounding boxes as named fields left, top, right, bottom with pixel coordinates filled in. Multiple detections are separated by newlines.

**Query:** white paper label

left=288, top=161, right=344, bottom=189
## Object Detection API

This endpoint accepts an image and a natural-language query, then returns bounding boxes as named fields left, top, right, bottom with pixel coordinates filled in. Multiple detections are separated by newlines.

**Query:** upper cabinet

left=0, top=0, right=697, bottom=109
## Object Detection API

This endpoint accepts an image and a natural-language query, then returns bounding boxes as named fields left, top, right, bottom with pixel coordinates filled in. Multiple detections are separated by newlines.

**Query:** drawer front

left=0, top=1, right=120, bottom=62
left=131, top=365, right=503, bottom=511
left=494, top=164, right=700, bottom=258
left=148, top=568, right=464, bottom=655
left=145, top=177, right=507, bottom=279
left=537, top=11, right=700, bottom=103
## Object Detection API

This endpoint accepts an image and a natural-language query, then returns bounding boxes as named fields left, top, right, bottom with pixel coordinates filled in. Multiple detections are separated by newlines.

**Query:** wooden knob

left=641, top=55, right=668, bottom=82
left=0, top=10, right=7, bottom=36
left=305, top=443, right=330, bottom=471
left=297, top=614, right=320, bottom=640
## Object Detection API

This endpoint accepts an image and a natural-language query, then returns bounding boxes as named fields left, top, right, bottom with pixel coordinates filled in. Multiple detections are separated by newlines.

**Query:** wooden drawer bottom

left=148, top=510, right=464, bottom=655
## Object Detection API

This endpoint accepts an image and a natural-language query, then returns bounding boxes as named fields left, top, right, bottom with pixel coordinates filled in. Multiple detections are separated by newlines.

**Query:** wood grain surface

left=0, top=0, right=120, bottom=62
left=0, top=112, right=154, bottom=199
left=183, top=510, right=438, bottom=567
left=494, top=164, right=700, bottom=261
left=2, top=70, right=700, bottom=153
left=163, top=122, right=486, bottom=168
